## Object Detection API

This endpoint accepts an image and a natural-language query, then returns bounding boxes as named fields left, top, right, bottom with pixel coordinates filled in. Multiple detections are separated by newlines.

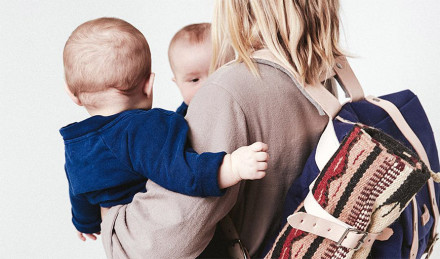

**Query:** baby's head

left=63, top=17, right=153, bottom=115
left=168, top=23, right=212, bottom=105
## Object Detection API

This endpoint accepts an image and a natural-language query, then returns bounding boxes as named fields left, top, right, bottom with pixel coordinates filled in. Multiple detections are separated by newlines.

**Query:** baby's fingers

left=77, top=230, right=99, bottom=241
left=85, top=233, right=97, bottom=240
left=250, top=142, right=268, bottom=152
left=253, top=170, right=266, bottom=179
left=77, top=231, right=86, bottom=242
left=255, top=151, right=269, bottom=162
left=257, top=161, right=268, bottom=171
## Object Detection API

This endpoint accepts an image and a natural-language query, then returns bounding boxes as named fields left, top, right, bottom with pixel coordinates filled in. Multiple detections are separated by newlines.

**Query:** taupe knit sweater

left=101, top=59, right=328, bottom=258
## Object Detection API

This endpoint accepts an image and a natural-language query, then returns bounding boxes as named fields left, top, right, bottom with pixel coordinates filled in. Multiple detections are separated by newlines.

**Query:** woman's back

left=186, top=58, right=328, bottom=255
left=101, top=1, right=345, bottom=257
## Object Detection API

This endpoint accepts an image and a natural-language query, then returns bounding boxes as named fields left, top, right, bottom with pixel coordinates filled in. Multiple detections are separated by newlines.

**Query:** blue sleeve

left=69, top=185, right=102, bottom=234
left=176, top=102, right=188, bottom=116
left=127, top=109, right=226, bottom=197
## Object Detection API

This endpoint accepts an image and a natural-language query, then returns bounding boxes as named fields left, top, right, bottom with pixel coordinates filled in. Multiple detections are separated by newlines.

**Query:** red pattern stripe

left=313, top=127, right=361, bottom=206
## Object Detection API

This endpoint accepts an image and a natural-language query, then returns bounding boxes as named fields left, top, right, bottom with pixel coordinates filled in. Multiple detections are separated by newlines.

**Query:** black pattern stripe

left=303, top=236, right=325, bottom=259
left=332, top=145, right=382, bottom=218
left=272, top=225, right=292, bottom=257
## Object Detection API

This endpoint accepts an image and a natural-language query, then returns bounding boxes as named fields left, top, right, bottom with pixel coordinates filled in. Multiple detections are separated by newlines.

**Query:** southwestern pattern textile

left=267, top=124, right=431, bottom=259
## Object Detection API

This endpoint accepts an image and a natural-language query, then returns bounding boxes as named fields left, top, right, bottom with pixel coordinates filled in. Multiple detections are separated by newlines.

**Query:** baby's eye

left=191, top=78, right=199, bottom=83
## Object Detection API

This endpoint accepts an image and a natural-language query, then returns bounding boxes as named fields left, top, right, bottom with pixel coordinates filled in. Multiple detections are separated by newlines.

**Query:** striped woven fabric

left=266, top=124, right=431, bottom=259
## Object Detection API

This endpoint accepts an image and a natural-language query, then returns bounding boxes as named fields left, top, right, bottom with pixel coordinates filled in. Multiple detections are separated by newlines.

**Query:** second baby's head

left=168, top=23, right=212, bottom=105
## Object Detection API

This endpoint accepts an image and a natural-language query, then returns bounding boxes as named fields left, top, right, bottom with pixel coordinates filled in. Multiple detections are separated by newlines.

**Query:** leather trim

left=287, top=212, right=387, bottom=250
left=422, top=204, right=431, bottom=226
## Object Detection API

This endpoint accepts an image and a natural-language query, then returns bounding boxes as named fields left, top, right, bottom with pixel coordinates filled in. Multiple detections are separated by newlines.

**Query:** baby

left=168, top=23, right=212, bottom=116
left=60, top=17, right=268, bottom=242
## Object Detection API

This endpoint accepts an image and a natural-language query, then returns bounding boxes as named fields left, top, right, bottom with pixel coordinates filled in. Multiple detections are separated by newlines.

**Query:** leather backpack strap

left=303, top=84, right=341, bottom=118
left=252, top=50, right=364, bottom=119
left=304, top=56, right=365, bottom=118
left=333, top=56, right=365, bottom=102
left=410, top=198, right=420, bottom=259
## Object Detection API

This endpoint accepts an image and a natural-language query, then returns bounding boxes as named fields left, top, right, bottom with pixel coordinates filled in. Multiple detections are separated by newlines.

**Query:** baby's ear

left=143, top=73, right=155, bottom=97
left=172, top=77, right=176, bottom=83
left=65, top=84, right=82, bottom=106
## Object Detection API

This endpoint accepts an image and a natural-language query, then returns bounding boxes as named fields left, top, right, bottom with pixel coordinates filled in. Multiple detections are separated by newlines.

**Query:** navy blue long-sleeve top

left=60, top=108, right=226, bottom=234
left=176, top=101, right=188, bottom=116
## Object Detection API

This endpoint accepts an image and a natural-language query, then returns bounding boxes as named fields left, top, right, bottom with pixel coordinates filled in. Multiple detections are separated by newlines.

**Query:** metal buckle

left=336, top=228, right=368, bottom=251
left=231, top=239, right=250, bottom=259
left=426, top=233, right=439, bottom=258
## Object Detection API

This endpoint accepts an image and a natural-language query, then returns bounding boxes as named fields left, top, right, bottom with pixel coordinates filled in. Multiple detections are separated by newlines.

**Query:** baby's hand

left=231, top=142, right=269, bottom=181
left=76, top=230, right=100, bottom=241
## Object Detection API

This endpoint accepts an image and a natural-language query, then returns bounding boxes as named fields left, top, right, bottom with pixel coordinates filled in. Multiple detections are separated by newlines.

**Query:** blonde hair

left=168, top=23, right=211, bottom=70
left=211, top=0, right=343, bottom=85
left=63, top=17, right=151, bottom=97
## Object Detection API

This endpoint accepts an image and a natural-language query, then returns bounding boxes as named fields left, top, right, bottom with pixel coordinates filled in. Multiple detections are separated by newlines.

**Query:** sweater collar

left=59, top=109, right=137, bottom=141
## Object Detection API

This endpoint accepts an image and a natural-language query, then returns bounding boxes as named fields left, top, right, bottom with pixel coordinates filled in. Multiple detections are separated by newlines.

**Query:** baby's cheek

left=181, top=88, right=195, bottom=104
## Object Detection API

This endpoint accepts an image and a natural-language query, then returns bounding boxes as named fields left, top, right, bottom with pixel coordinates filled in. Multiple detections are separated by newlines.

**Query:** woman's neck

left=252, top=49, right=282, bottom=67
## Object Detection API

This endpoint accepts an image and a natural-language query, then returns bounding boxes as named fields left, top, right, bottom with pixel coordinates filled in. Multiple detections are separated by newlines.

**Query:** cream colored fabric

left=101, top=59, right=328, bottom=257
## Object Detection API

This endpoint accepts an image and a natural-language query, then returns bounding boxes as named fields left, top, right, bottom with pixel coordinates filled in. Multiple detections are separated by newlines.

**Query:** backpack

left=263, top=56, right=440, bottom=259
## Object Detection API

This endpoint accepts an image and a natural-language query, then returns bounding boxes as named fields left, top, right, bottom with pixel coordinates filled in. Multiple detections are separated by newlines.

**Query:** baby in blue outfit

left=60, top=17, right=268, bottom=242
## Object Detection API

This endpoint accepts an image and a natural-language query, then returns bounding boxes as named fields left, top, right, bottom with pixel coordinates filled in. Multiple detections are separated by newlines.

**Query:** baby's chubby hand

left=231, top=142, right=269, bottom=181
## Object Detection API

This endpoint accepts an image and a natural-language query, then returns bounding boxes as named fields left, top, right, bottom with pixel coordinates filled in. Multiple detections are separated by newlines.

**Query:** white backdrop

left=0, top=1, right=439, bottom=258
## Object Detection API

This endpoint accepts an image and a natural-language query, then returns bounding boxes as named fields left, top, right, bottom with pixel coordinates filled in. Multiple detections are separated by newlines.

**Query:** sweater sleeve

left=69, top=185, right=101, bottom=234
left=128, top=109, right=226, bottom=197
left=176, top=102, right=188, bottom=116
left=187, top=84, right=249, bottom=153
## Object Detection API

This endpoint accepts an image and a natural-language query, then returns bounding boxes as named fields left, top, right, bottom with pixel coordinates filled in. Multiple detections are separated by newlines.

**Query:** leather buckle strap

left=230, top=239, right=250, bottom=259
left=287, top=212, right=385, bottom=251
left=220, top=216, right=250, bottom=259
left=337, top=228, right=368, bottom=251
left=426, top=233, right=439, bottom=258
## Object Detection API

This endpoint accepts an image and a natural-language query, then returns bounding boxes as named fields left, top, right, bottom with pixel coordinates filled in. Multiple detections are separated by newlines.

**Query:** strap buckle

left=337, top=228, right=368, bottom=251
left=426, top=233, right=439, bottom=258
left=230, top=239, right=250, bottom=259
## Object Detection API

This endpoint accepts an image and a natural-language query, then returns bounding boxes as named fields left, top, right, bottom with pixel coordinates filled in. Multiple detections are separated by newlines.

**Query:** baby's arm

left=218, top=142, right=269, bottom=189
left=128, top=110, right=267, bottom=197
left=68, top=187, right=102, bottom=241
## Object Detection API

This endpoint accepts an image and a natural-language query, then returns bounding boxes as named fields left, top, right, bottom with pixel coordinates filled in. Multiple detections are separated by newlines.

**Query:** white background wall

left=0, top=1, right=439, bottom=258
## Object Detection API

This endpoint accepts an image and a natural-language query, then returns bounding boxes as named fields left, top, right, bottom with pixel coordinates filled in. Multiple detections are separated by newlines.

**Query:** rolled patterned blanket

left=266, top=124, right=433, bottom=259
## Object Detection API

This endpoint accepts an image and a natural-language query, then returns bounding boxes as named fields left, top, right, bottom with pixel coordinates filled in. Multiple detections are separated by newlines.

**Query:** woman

left=101, top=0, right=343, bottom=258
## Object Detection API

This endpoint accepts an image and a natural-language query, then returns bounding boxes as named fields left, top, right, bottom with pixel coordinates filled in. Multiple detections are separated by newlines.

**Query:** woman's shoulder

left=191, top=59, right=306, bottom=118
left=204, top=60, right=293, bottom=93
left=204, top=61, right=247, bottom=86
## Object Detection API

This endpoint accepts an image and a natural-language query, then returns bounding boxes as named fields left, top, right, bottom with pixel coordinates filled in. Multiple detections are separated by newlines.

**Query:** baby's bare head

left=63, top=17, right=151, bottom=99
left=168, top=23, right=212, bottom=104
left=168, top=23, right=211, bottom=72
